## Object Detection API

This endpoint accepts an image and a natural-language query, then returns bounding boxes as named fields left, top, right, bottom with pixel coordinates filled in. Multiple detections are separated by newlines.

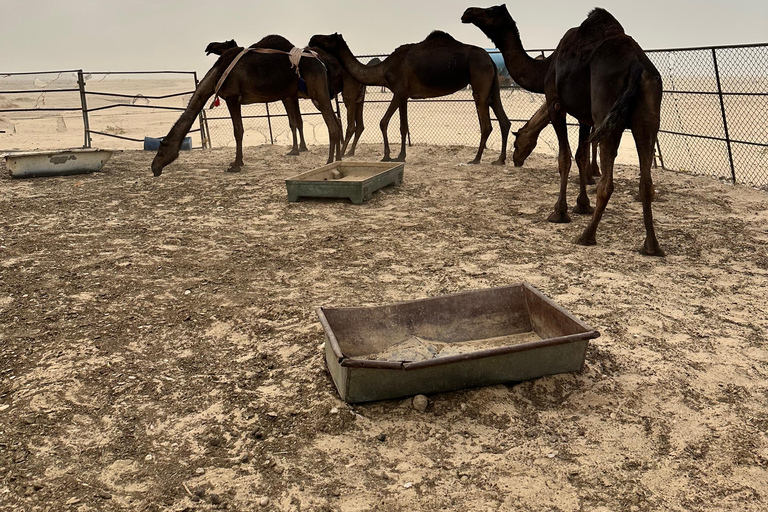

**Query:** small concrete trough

left=317, top=283, right=600, bottom=403
left=285, top=161, right=404, bottom=204
left=4, top=149, right=114, bottom=178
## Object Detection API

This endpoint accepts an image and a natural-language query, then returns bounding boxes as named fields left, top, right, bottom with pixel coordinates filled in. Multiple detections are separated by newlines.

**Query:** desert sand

left=1, top=137, right=767, bottom=511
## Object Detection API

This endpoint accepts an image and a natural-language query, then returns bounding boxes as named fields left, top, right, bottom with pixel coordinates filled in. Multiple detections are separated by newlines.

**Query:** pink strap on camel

left=210, top=47, right=321, bottom=108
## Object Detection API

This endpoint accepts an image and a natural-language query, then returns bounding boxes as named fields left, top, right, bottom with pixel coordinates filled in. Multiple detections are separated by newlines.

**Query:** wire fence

left=203, top=44, right=768, bottom=189
left=2, top=43, right=766, bottom=188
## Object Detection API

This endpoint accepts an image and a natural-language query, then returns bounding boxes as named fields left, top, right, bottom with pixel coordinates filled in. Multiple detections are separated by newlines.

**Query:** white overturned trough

left=4, top=149, right=114, bottom=178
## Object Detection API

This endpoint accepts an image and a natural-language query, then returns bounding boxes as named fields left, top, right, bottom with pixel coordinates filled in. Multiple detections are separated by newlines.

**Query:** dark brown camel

left=307, top=44, right=367, bottom=157
left=463, top=5, right=664, bottom=255
left=205, top=39, right=308, bottom=156
left=309, top=31, right=511, bottom=165
left=151, top=34, right=342, bottom=176
left=207, top=39, right=367, bottom=157
left=513, top=102, right=600, bottom=184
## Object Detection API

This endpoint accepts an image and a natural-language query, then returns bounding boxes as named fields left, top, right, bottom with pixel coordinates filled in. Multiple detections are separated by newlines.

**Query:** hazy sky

left=2, top=0, right=766, bottom=74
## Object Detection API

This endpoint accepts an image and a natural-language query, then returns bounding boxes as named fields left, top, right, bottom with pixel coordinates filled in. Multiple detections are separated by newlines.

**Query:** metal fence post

left=655, top=138, right=666, bottom=169
left=77, top=70, right=92, bottom=148
left=712, top=48, right=737, bottom=183
left=193, top=72, right=210, bottom=149
left=265, top=103, right=274, bottom=144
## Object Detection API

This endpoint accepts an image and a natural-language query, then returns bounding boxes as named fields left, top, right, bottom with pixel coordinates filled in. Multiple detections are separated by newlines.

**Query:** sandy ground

left=1, top=140, right=768, bottom=511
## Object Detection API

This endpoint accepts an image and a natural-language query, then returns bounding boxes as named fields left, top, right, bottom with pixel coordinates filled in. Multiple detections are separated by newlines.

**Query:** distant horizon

left=2, top=0, right=766, bottom=75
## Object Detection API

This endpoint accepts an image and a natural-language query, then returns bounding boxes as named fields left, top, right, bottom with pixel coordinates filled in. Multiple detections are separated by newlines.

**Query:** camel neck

left=490, top=28, right=550, bottom=94
left=332, top=43, right=387, bottom=87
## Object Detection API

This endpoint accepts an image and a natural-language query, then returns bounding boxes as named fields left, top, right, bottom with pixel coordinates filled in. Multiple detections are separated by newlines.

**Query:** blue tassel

left=298, top=77, right=308, bottom=95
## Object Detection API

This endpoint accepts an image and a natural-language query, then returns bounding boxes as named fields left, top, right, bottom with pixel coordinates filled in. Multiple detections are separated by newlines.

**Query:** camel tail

left=589, top=62, right=643, bottom=144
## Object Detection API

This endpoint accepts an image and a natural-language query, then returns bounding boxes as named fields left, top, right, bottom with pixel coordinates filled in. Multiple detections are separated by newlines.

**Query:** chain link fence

left=3, top=44, right=766, bottom=188
left=204, top=45, right=768, bottom=189
left=647, top=44, right=768, bottom=187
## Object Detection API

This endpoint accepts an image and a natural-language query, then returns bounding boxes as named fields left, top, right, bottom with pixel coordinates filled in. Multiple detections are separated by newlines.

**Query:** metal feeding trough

left=285, top=161, right=404, bottom=204
left=4, top=149, right=114, bottom=178
left=317, top=283, right=600, bottom=403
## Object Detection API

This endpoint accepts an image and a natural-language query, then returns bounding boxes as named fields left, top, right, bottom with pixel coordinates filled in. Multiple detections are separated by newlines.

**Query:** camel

left=308, top=31, right=511, bottom=165
left=151, top=34, right=342, bottom=176
left=513, top=102, right=600, bottom=184
left=463, top=5, right=664, bottom=255
left=207, top=39, right=367, bottom=157
left=308, top=44, right=367, bottom=157
left=205, top=39, right=308, bottom=156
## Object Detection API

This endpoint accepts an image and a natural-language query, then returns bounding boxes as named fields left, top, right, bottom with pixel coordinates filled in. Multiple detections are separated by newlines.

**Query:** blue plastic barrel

left=144, top=136, right=192, bottom=151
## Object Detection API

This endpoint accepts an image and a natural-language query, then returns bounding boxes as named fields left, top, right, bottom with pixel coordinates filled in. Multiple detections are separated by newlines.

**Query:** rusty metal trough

left=317, top=283, right=600, bottom=403
left=285, top=161, right=404, bottom=204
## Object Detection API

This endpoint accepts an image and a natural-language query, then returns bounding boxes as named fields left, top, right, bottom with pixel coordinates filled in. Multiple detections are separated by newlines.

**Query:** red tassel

left=209, top=96, right=220, bottom=109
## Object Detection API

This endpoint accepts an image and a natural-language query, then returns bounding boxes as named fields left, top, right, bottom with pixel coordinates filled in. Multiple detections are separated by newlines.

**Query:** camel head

left=307, top=33, right=348, bottom=55
left=461, top=5, right=516, bottom=41
left=205, top=39, right=238, bottom=56
left=511, top=129, right=537, bottom=167
left=150, top=138, right=180, bottom=177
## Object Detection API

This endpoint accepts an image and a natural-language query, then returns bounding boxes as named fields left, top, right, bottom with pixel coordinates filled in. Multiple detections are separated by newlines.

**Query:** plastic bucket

left=144, top=136, right=192, bottom=151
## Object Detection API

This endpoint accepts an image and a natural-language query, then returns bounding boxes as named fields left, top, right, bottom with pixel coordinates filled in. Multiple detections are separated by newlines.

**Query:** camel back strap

left=210, top=47, right=322, bottom=107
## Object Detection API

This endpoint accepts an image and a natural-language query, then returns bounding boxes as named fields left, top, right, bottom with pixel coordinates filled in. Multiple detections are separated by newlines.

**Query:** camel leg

left=468, top=89, right=493, bottom=165
left=226, top=98, right=244, bottom=173
left=548, top=106, right=572, bottom=223
left=588, top=136, right=600, bottom=184
left=317, top=106, right=342, bottom=163
left=305, top=75, right=342, bottom=163
left=340, top=100, right=356, bottom=156
left=394, top=99, right=409, bottom=162
left=345, top=101, right=365, bottom=157
left=572, top=123, right=594, bottom=215
left=297, top=109, right=308, bottom=152
left=283, top=98, right=306, bottom=156
left=634, top=127, right=664, bottom=256
left=379, top=98, right=402, bottom=162
left=576, top=131, right=622, bottom=246
left=490, top=84, right=511, bottom=166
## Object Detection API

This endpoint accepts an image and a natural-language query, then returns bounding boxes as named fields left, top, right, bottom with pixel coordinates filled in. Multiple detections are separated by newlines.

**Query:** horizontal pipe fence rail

left=0, top=69, right=207, bottom=150
left=2, top=43, right=766, bottom=188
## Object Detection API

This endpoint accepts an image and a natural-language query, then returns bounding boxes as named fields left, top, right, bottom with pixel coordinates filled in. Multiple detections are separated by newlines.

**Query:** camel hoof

left=381, top=156, right=392, bottom=162
left=547, top=211, right=571, bottom=223
left=300, top=147, right=308, bottom=153
left=286, top=150, right=300, bottom=157
left=639, top=242, right=665, bottom=257
left=492, top=159, right=505, bottom=166
left=587, top=177, right=597, bottom=186
left=467, top=159, right=480, bottom=165
left=573, top=204, right=595, bottom=215
left=393, top=156, right=406, bottom=163
left=575, top=235, right=596, bottom=246
left=225, top=166, right=241, bottom=173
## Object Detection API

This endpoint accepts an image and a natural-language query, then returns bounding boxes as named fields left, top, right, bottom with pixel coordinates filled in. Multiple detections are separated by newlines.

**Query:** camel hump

left=251, top=34, right=294, bottom=52
left=423, top=30, right=459, bottom=44
left=581, top=8, right=625, bottom=37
